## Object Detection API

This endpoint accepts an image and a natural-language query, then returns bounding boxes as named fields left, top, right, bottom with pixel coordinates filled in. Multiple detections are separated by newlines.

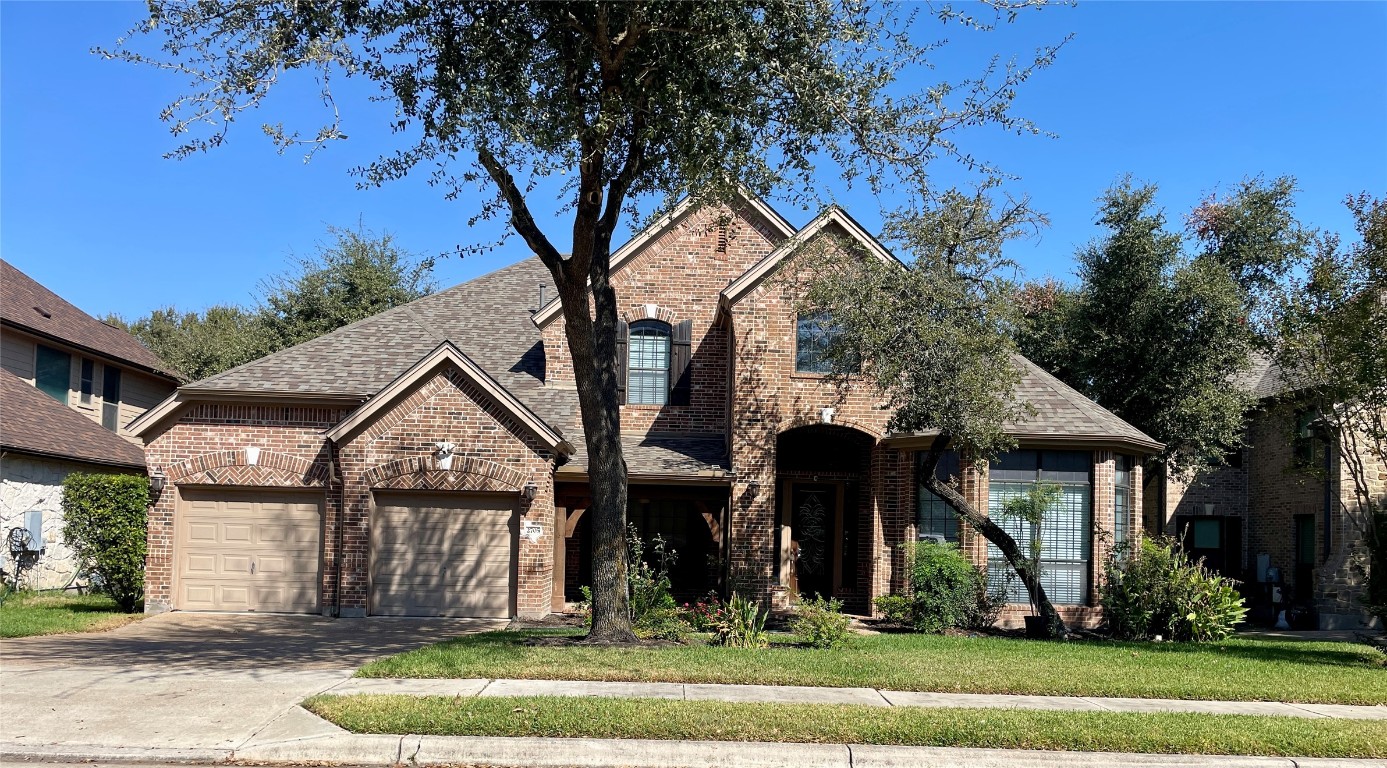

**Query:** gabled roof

left=1, top=260, right=179, bottom=381
left=324, top=341, right=574, bottom=455
left=0, top=369, right=146, bottom=468
left=531, top=189, right=797, bottom=329
left=719, top=205, right=902, bottom=309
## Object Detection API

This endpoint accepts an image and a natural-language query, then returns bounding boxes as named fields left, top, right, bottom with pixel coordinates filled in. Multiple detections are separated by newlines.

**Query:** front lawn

left=0, top=591, right=142, bottom=638
left=356, top=630, right=1387, bottom=705
left=305, top=694, right=1387, bottom=759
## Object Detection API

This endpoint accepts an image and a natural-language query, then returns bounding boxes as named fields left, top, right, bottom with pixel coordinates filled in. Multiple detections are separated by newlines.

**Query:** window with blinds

left=986, top=449, right=1093, bottom=605
left=916, top=451, right=961, bottom=543
left=1114, top=454, right=1132, bottom=548
left=627, top=321, right=671, bottom=405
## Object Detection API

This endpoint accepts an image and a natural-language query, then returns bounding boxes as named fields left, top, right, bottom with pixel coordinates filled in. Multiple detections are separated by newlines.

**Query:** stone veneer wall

left=0, top=455, right=140, bottom=590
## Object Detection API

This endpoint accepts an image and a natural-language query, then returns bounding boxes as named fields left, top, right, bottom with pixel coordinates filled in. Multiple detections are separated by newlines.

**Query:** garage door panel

left=371, top=492, right=515, bottom=618
left=176, top=489, right=323, bottom=613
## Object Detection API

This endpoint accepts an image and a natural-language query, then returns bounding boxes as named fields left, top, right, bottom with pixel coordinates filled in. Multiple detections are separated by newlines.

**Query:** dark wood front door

left=790, top=483, right=837, bottom=599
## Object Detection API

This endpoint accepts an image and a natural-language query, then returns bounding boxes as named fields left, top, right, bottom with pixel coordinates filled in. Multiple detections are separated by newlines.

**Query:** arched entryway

left=776, top=424, right=875, bottom=603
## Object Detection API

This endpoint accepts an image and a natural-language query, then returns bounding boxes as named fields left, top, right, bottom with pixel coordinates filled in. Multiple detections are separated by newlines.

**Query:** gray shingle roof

left=1005, top=356, right=1162, bottom=450
left=560, top=434, right=729, bottom=478
left=184, top=257, right=579, bottom=430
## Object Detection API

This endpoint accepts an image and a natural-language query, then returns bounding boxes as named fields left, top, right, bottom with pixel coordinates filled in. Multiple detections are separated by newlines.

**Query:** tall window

left=101, top=367, right=122, bottom=431
left=916, top=451, right=961, bottom=543
left=796, top=311, right=844, bottom=374
left=80, top=359, right=94, bottom=404
left=987, top=450, right=1093, bottom=605
left=627, top=321, right=671, bottom=405
left=1113, top=455, right=1132, bottom=548
left=35, top=345, right=70, bottom=403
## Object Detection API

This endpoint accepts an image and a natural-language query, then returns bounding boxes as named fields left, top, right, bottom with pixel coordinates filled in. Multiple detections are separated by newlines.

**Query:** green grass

left=305, top=694, right=1387, bottom=758
left=0, top=591, right=142, bottom=638
left=356, top=630, right=1387, bottom=705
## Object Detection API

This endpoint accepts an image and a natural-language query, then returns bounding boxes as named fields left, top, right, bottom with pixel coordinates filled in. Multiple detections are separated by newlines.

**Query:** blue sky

left=2, top=1, right=1384, bottom=321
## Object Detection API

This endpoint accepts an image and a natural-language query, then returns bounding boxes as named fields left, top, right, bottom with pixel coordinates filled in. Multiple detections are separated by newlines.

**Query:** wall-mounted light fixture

left=522, top=481, right=539, bottom=501
left=434, top=441, right=456, bottom=471
left=149, top=468, right=167, bottom=498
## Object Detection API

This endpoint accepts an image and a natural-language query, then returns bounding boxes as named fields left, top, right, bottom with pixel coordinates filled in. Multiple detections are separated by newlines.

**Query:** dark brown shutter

left=670, top=319, right=693, bottom=406
left=616, top=320, right=629, bottom=405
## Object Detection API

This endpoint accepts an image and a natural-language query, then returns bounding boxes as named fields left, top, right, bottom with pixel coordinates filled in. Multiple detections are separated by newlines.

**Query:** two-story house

left=131, top=194, right=1159, bottom=623
left=1151, top=356, right=1384, bottom=630
left=1, top=260, right=180, bottom=588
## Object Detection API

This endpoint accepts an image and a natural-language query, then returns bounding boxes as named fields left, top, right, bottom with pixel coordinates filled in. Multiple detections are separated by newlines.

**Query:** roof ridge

left=190, top=256, right=544, bottom=390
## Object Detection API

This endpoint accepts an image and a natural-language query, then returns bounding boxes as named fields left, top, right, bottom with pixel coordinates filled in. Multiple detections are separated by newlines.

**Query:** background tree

left=111, top=1, right=1063, bottom=642
left=799, top=188, right=1083, bottom=636
left=112, top=224, right=434, bottom=381
left=1273, top=194, right=1387, bottom=625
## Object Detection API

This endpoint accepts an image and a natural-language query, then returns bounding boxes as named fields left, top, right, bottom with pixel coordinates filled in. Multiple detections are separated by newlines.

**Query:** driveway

left=0, top=612, right=502, bottom=754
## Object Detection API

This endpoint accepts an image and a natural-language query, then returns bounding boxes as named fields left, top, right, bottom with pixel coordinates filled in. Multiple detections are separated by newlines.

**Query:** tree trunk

left=920, top=436, right=1069, bottom=639
left=558, top=273, right=637, bottom=643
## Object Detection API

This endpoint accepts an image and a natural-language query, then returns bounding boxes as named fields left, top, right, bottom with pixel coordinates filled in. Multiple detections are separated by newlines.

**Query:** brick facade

left=142, top=197, right=1157, bottom=624
left=1154, top=400, right=1382, bottom=629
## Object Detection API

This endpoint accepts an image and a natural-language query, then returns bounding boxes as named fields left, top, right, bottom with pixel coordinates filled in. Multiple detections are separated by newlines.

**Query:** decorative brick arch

left=166, top=448, right=328, bottom=487
left=364, top=454, right=528, bottom=493
left=776, top=415, right=885, bottom=441
left=621, top=304, right=679, bottom=325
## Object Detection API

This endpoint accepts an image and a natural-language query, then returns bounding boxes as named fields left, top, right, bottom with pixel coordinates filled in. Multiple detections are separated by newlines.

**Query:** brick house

left=132, top=194, right=1160, bottom=622
left=1, top=260, right=179, bottom=588
left=1151, top=357, right=1385, bottom=630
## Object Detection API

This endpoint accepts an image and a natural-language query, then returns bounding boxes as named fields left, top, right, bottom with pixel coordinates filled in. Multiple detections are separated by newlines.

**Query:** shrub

left=712, top=592, right=768, bottom=648
left=1102, top=537, right=1247, bottom=642
left=872, top=594, right=912, bottom=625
left=626, top=525, right=680, bottom=639
left=791, top=595, right=852, bottom=649
left=681, top=593, right=725, bottom=633
left=61, top=473, right=149, bottom=613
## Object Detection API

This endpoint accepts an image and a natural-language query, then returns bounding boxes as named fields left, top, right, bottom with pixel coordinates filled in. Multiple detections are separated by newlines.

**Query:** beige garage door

left=176, top=489, right=323, bottom=613
left=371, top=492, right=516, bottom=617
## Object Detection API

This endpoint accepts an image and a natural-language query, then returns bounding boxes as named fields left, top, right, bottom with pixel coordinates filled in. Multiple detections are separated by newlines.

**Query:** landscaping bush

left=681, top=593, right=725, bottom=633
left=877, top=541, right=999, bottom=633
left=791, top=595, right=852, bottom=649
left=1102, top=537, right=1247, bottom=642
left=626, top=525, right=684, bottom=640
left=61, top=473, right=149, bottom=613
left=712, top=593, right=768, bottom=648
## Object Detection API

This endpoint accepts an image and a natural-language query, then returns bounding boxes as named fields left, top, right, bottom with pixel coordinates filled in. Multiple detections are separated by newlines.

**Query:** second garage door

left=370, top=492, right=517, bottom=617
left=176, top=488, right=323, bottom=613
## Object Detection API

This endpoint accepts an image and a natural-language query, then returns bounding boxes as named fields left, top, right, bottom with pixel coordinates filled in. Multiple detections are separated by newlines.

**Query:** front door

left=790, top=483, right=837, bottom=599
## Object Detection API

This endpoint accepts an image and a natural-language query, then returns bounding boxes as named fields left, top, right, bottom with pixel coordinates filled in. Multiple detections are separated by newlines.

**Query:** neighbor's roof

left=1234, top=353, right=1295, bottom=400
left=0, top=369, right=147, bottom=468
left=1, top=260, right=179, bottom=381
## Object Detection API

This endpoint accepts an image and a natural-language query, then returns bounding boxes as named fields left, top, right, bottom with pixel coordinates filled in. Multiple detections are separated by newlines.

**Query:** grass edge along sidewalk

left=354, top=630, right=1387, bottom=706
left=304, top=694, right=1387, bottom=760
left=0, top=591, right=141, bottom=638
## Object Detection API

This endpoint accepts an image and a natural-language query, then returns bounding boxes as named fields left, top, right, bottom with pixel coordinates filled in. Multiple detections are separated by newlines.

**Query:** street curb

left=8, top=737, right=1386, bottom=768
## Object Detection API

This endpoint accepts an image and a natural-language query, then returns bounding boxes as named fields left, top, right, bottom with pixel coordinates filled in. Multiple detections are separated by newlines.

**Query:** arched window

left=627, top=320, right=672, bottom=405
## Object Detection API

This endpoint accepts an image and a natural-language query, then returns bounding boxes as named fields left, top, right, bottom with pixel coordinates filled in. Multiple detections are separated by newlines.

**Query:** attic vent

left=715, top=223, right=729, bottom=258
left=32, top=305, right=51, bottom=319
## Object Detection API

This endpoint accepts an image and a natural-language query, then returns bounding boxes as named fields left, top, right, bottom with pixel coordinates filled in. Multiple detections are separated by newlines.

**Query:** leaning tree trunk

left=920, top=436, right=1069, bottom=639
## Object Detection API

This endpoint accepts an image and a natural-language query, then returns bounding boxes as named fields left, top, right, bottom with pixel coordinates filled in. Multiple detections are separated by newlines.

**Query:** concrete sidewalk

left=325, top=676, right=1387, bottom=720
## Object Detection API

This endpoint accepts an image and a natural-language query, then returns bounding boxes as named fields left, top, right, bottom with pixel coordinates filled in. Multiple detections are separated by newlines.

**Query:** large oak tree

left=111, top=0, right=1062, bottom=641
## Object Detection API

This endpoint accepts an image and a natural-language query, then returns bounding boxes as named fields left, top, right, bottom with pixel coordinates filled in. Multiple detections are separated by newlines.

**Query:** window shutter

left=670, top=319, right=693, bottom=406
left=616, top=320, right=629, bottom=405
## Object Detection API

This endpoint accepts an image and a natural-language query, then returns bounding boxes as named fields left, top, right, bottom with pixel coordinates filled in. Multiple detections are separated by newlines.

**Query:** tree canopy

left=111, top=0, right=1065, bottom=641
left=113, top=225, right=434, bottom=381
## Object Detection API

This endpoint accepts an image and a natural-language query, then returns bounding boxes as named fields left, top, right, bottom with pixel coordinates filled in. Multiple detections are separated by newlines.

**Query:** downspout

left=1322, top=438, right=1332, bottom=561
left=330, top=445, right=346, bottom=619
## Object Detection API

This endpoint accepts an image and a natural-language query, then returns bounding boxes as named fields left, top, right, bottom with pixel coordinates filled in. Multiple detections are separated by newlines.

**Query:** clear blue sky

left=3, top=1, right=1385, bottom=320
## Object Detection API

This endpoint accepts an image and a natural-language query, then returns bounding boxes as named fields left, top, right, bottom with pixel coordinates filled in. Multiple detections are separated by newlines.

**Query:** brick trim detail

left=165, top=449, right=328, bottom=487
left=622, top=304, right=679, bottom=324
left=363, top=454, right=528, bottom=492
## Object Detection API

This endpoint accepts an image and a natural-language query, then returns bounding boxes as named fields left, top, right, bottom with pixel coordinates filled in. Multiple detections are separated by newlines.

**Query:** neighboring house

left=1150, top=357, right=1384, bottom=630
left=132, top=194, right=1159, bottom=622
left=1, top=260, right=180, bottom=588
